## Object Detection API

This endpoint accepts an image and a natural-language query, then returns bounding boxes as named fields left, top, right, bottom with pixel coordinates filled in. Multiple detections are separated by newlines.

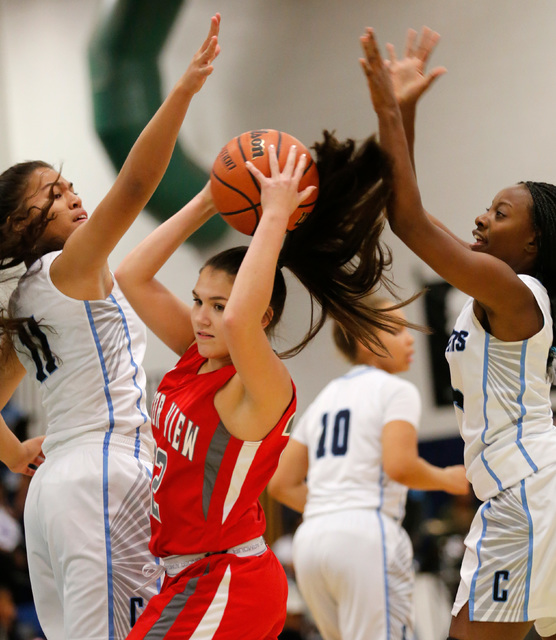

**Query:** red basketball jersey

left=149, top=343, right=296, bottom=558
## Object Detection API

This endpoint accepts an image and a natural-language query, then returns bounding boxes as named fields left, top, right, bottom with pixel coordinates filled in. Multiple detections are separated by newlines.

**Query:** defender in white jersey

left=362, top=25, right=556, bottom=640
left=0, top=17, right=221, bottom=639
left=269, top=299, right=468, bottom=640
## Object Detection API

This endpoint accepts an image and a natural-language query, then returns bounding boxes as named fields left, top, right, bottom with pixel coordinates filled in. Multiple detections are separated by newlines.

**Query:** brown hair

left=204, top=131, right=421, bottom=358
left=332, top=295, right=406, bottom=364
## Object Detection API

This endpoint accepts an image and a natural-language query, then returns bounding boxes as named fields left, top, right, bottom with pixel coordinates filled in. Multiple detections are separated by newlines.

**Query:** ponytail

left=204, top=132, right=422, bottom=359
left=277, top=131, right=420, bottom=358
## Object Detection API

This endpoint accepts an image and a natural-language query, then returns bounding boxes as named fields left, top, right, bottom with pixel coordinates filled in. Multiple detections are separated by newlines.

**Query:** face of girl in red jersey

left=191, top=266, right=235, bottom=367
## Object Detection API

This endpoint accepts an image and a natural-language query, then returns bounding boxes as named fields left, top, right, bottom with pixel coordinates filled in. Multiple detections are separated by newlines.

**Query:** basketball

left=210, top=129, right=319, bottom=235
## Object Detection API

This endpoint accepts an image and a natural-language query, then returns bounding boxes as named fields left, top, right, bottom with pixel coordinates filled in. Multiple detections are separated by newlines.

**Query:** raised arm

left=360, top=29, right=539, bottom=340
left=54, top=15, right=221, bottom=295
left=385, top=27, right=446, bottom=166
left=383, top=27, right=470, bottom=247
left=115, top=182, right=218, bottom=356
left=218, top=146, right=316, bottom=441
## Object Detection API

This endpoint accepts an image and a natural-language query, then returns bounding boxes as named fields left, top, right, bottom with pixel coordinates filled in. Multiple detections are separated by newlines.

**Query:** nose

left=196, top=306, right=211, bottom=326
left=69, top=192, right=82, bottom=208
left=475, top=210, right=488, bottom=228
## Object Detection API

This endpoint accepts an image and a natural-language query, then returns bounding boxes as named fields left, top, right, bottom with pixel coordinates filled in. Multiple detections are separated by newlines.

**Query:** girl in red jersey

left=116, top=129, right=405, bottom=638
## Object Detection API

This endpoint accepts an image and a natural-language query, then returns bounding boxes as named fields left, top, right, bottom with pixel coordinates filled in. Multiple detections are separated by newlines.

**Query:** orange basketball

left=210, top=129, right=319, bottom=236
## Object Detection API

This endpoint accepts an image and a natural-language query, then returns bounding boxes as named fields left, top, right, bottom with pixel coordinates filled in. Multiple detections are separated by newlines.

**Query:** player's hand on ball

left=245, top=145, right=317, bottom=228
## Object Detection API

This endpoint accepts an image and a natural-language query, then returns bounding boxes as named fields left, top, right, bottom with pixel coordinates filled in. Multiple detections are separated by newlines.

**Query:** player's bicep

left=121, top=278, right=194, bottom=356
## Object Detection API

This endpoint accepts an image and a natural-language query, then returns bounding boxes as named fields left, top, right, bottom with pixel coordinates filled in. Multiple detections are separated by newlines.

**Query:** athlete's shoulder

left=518, top=274, right=549, bottom=303
left=518, top=274, right=552, bottom=326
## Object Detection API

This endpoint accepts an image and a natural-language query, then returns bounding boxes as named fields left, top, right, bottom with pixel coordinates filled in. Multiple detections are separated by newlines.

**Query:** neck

left=199, top=355, right=233, bottom=373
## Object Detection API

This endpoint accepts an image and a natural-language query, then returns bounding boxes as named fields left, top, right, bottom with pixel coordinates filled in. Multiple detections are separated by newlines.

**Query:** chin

left=196, top=341, right=226, bottom=359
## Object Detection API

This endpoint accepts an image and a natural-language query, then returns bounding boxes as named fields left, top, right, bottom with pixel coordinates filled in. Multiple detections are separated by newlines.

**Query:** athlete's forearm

left=267, top=481, right=307, bottom=514
left=389, top=457, right=468, bottom=495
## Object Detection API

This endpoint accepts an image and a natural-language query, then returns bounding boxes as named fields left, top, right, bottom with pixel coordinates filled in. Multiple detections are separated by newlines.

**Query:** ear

left=525, top=232, right=538, bottom=254
left=261, top=307, right=274, bottom=330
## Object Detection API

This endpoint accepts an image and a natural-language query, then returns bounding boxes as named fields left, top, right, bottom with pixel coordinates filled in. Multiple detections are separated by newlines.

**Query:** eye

left=192, top=296, right=201, bottom=306
left=214, top=303, right=225, bottom=312
left=495, top=210, right=505, bottom=218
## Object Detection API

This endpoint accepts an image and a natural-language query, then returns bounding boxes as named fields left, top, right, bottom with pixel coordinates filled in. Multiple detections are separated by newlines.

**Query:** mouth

left=471, top=229, right=487, bottom=248
left=73, top=211, right=88, bottom=222
left=196, top=331, right=213, bottom=340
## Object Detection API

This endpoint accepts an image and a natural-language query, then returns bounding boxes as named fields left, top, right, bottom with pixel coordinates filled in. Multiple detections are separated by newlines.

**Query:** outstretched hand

left=360, top=28, right=399, bottom=116
left=245, top=145, right=317, bottom=228
left=181, top=13, right=221, bottom=95
left=360, top=27, right=445, bottom=115
left=385, top=27, right=446, bottom=109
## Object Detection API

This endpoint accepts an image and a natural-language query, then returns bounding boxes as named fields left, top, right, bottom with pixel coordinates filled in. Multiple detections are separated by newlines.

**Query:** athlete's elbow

left=114, top=265, right=131, bottom=292
left=384, top=459, right=414, bottom=485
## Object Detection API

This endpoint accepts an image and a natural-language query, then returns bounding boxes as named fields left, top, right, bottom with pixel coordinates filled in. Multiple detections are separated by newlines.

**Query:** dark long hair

left=522, top=181, right=556, bottom=377
left=0, top=161, right=59, bottom=359
left=204, top=131, right=420, bottom=359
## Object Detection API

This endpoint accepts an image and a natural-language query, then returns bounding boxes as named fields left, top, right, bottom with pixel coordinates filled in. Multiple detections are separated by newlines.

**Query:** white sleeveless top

left=292, top=365, right=421, bottom=522
left=446, top=274, right=556, bottom=500
left=10, top=251, right=153, bottom=455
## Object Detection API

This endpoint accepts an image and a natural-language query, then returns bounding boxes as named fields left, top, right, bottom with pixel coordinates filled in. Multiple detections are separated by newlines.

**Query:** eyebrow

left=40, top=180, right=74, bottom=192
left=191, top=290, right=229, bottom=301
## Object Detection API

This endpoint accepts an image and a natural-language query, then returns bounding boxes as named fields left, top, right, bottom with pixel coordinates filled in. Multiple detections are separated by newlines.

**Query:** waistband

left=140, top=536, right=267, bottom=586
left=43, top=430, right=154, bottom=463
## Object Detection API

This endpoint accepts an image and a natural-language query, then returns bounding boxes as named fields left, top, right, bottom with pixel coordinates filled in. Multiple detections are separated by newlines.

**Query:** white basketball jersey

left=10, top=251, right=153, bottom=454
left=293, top=365, right=421, bottom=522
left=446, top=274, right=556, bottom=500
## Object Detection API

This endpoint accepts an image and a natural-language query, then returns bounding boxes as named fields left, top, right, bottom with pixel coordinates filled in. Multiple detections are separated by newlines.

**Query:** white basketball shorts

left=453, top=462, right=556, bottom=637
left=24, top=432, right=158, bottom=640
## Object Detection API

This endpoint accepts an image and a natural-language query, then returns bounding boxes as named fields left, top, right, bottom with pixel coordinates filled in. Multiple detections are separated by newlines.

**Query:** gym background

left=1, top=2, right=554, bottom=639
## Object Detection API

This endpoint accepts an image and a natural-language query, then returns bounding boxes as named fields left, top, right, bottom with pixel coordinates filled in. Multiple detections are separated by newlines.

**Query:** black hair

left=522, top=181, right=556, bottom=376
left=203, top=246, right=286, bottom=336
left=203, top=131, right=420, bottom=359
left=0, top=160, right=59, bottom=360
